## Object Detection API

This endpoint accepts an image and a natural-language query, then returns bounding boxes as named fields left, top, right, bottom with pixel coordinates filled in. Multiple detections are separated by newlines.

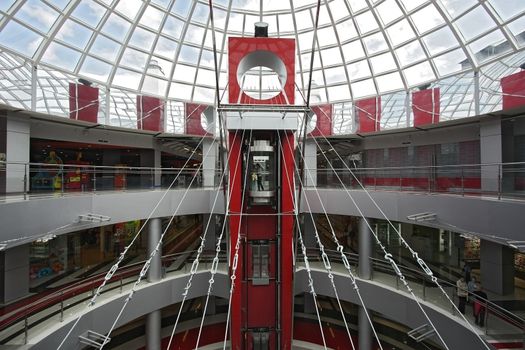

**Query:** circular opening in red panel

left=236, top=50, right=287, bottom=101
left=307, top=111, right=317, bottom=133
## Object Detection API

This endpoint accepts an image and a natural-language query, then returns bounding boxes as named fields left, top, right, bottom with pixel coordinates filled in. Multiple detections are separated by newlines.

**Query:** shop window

left=515, top=252, right=525, bottom=277
left=252, top=241, right=269, bottom=285
left=438, top=142, right=459, bottom=166
left=29, top=237, right=67, bottom=282
left=463, top=237, right=480, bottom=261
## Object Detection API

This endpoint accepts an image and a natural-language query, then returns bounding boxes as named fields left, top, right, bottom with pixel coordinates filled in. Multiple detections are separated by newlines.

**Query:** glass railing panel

left=1, top=161, right=224, bottom=198
left=299, top=248, right=525, bottom=341
left=310, top=162, right=525, bottom=200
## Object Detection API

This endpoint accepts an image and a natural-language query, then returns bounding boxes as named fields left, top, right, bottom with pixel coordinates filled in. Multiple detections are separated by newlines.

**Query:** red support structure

left=185, top=103, right=210, bottom=136
left=136, top=95, right=164, bottom=132
left=309, top=104, right=333, bottom=137
left=228, top=37, right=295, bottom=105
left=356, top=97, right=381, bottom=133
left=501, top=70, right=525, bottom=110
left=412, top=88, right=440, bottom=126
left=228, top=131, right=243, bottom=350
left=227, top=32, right=296, bottom=350
left=280, top=131, right=295, bottom=350
left=69, top=83, right=99, bottom=123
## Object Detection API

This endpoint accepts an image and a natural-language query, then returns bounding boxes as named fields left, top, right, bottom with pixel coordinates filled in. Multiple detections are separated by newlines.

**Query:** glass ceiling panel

left=0, top=0, right=522, bottom=110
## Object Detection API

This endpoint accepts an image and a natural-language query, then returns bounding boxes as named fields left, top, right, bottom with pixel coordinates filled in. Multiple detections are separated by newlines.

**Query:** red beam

left=228, top=131, right=243, bottom=350
left=280, top=131, right=295, bottom=350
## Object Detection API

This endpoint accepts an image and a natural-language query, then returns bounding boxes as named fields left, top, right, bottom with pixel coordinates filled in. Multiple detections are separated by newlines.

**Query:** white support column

left=0, top=244, right=29, bottom=303
left=202, top=138, right=217, bottom=187
left=405, top=91, right=411, bottom=128
left=304, top=139, right=317, bottom=187
left=146, top=218, right=162, bottom=349
left=474, top=70, right=480, bottom=116
left=358, top=217, right=373, bottom=350
left=148, top=218, right=162, bottom=282
left=480, top=116, right=502, bottom=195
left=31, top=65, right=37, bottom=112
left=0, top=113, right=30, bottom=194
left=105, top=87, right=111, bottom=126
left=358, top=217, right=372, bottom=279
left=146, top=311, right=161, bottom=350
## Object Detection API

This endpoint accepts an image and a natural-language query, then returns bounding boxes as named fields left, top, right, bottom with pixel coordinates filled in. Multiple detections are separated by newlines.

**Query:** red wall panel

left=356, top=97, right=381, bottom=133
left=185, top=103, right=210, bottom=136
left=412, top=88, right=440, bottom=126
left=309, top=104, right=333, bottom=137
left=137, top=95, right=164, bottom=132
left=69, top=83, right=99, bottom=123
left=246, top=282, right=276, bottom=326
left=501, top=70, right=525, bottom=110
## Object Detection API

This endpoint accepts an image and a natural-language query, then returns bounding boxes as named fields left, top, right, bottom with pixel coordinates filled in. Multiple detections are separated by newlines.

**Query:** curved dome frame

left=0, top=0, right=524, bottom=132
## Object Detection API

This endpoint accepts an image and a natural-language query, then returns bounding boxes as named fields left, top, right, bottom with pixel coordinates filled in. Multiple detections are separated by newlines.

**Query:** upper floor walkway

left=1, top=161, right=524, bottom=250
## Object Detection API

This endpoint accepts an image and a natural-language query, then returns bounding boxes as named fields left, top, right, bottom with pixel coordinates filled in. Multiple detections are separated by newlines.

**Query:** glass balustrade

left=297, top=248, right=525, bottom=342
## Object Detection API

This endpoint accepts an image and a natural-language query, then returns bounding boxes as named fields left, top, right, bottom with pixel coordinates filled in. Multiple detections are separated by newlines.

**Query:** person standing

left=255, top=163, right=264, bottom=191
left=463, top=261, right=472, bottom=283
left=473, top=285, right=488, bottom=327
left=457, top=277, right=468, bottom=314
left=467, top=276, right=479, bottom=307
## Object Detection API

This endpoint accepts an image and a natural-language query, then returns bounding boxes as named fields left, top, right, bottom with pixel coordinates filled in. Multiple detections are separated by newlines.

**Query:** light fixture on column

left=78, top=213, right=111, bottom=223
left=407, top=212, right=437, bottom=222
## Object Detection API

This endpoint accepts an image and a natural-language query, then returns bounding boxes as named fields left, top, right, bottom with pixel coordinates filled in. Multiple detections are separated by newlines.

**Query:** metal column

left=146, top=218, right=162, bottom=349
left=202, top=138, right=218, bottom=187
left=146, top=311, right=161, bottom=350
left=358, top=217, right=373, bottom=350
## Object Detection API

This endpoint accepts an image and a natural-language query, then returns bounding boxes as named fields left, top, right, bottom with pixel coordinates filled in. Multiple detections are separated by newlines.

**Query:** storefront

left=29, top=139, right=155, bottom=192
left=29, top=220, right=145, bottom=287
left=28, top=216, right=203, bottom=287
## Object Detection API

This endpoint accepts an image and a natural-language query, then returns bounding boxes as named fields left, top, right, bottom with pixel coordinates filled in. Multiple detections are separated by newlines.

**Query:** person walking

left=457, top=277, right=468, bottom=314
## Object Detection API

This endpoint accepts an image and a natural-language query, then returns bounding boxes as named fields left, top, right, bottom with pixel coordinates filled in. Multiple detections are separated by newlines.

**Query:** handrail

left=1, top=246, right=522, bottom=344
left=300, top=247, right=525, bottom=334
left=317, top=161, right=525, bottom=172
left=0, top=249, right=227, bottom=344
left=0, top=160, right=213, bottom=172
left=1, top=160, right=524, bottom=173
left=0, top=223, right=203, bottom=323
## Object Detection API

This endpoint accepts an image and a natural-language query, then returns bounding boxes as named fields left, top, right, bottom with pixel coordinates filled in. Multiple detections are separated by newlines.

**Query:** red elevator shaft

left=228, top=131, right=295, bottom=350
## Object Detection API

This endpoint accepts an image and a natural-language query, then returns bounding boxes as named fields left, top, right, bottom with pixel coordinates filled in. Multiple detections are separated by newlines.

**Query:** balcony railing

left=0, top=161, right=223, bottom=198
left=313, top=162, right=525, bottom=200
left=1, top=247, right=521, bottom=346
left=299, top=248, right=525, bottom=342
left=0, top=250, right=228, bottom=345
left=2, top=161, right=525, bottom=201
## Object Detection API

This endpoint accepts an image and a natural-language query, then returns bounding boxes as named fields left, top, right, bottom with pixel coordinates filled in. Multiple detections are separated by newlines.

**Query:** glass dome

left=0, top=0, right=524, bottom=131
